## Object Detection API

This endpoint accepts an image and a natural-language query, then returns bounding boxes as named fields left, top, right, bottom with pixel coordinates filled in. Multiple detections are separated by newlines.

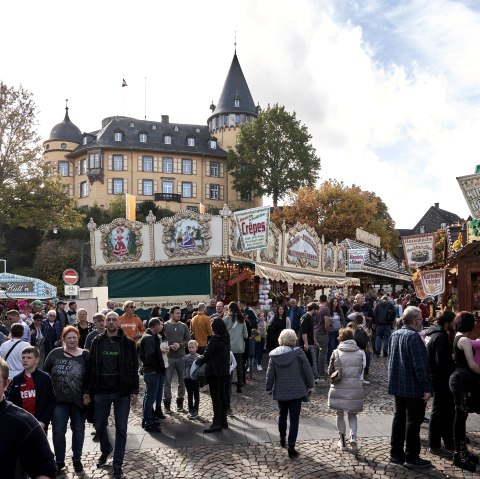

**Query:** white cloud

left=1, top=0, right=478, bottom=229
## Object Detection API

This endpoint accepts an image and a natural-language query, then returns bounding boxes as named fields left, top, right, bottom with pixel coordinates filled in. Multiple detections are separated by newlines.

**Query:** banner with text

left=412, top=271, right=428, bottom=300
left=346, top=249, right=367, bottom=271
left=457, top=173, right=480, bottom=219
left=420, top=269, right=445, bottom=297
left=402, top=233, right=435, bottom=268
left=233, top=206, right=270, bottom=252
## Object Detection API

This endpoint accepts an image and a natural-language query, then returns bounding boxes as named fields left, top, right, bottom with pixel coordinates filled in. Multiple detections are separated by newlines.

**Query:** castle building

left=43, top=52, right=262, bottom=212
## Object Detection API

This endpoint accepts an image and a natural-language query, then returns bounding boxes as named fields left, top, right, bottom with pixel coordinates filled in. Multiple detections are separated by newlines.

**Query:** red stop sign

left=63, top=269, right=79, bottom=285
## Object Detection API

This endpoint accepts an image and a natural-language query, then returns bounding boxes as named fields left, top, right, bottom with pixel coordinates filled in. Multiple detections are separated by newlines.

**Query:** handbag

left=329, top=350, right=343, bottom=385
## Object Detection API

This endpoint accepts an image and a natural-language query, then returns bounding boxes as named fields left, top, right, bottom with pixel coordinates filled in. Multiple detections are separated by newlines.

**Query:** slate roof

left=411, top=205, right=463, bottom=235
left=341, top=238, right=411, bottom=281
left=49, top=107, right=82, bottom=143
left=209, top=53, right=257, bottom=119
left=69, top=116, right=227, bottom=159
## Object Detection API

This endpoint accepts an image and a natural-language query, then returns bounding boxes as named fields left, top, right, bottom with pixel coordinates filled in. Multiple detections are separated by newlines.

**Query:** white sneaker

left=257, top=365, right=263, bottom=371
left=338, top=434, right=346, bottom=450
left=246, top=367, right=250, bottom=373
left=362, top=379, right=370, bottom=385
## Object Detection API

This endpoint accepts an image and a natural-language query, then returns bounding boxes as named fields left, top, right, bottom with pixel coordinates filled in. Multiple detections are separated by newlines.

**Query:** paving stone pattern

left=55, top=355, right=480, bottom=478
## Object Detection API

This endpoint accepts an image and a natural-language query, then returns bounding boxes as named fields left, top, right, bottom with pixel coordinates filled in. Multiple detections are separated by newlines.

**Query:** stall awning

left=0, top=273, right=57, bottom=300
left=255, top=264, right=360, bottom=287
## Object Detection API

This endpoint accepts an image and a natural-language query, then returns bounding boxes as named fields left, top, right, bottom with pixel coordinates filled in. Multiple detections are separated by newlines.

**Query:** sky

left=2, top=0, right=479, bottom=230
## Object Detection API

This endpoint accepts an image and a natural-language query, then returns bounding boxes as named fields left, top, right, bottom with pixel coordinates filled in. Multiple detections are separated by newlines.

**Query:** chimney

left=434, top=202, right=439, bottom=209
left=161, top=115, right=169, bottom=124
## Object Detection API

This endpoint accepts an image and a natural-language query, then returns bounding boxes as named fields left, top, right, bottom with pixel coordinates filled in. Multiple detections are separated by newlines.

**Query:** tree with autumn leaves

left=271, top=180, right=399, bottom=254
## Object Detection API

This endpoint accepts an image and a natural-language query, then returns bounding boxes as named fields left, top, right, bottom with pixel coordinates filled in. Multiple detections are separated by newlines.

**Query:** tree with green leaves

left=0, top=82, right=82, bottom=229
left=227, top=104, right=320, bottom=207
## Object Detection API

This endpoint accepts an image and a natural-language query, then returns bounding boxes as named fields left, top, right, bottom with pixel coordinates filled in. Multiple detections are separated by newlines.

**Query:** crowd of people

left=1, top=291, right=480, bottom=477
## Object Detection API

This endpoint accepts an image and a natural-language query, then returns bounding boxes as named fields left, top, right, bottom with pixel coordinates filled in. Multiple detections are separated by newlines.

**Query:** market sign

left=402, top=233, right=435, bottom=268
left=420, top=269, right=445, bottom=296
left=355, top=228, right=381, bottom=248
left=457, top=173, right=480, bottom=219
left=0, top=282, right=35, bottom=293
left=412, top=271, right=428, bottom=300
left=227, top=269, right=254, bottom=286
left=346, top=249, right=367, bottom=271
left=233, top=206, right=270, bottom=252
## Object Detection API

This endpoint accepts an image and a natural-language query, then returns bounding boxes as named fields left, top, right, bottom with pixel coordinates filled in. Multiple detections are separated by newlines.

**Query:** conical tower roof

left=49, top=104, right=82, bottom=143
left=210, top=53, right=256, bottom=119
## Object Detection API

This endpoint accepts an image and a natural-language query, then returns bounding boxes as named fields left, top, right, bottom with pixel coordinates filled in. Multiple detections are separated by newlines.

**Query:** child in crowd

left=184, top=340, right=200, bottom=418
left=226, top=351, right=237, bottom=417
left=256, top=311, right=267, bottom=370
left=247, top=329, right=258, bottom=380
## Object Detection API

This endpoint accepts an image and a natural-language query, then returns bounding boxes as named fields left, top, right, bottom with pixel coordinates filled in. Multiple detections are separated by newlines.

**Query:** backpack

left=190, top=356, right=207, bottom=386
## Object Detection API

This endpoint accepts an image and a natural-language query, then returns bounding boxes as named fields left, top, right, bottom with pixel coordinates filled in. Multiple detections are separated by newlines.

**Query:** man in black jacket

left=425, top=310, right=455, bottom=456
left=374, top=296, right=395, bottom=356
left=83, top=311, right=139, bottom=479
left=0, top=357, right=57, bottom=479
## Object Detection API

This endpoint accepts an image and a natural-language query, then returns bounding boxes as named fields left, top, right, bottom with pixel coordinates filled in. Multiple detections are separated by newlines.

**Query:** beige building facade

left=43, top=52, right=262, bottom=213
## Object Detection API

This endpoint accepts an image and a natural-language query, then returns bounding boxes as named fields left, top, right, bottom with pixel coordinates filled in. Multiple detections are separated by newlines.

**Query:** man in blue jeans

left=83, top=311, right=139, bottom=479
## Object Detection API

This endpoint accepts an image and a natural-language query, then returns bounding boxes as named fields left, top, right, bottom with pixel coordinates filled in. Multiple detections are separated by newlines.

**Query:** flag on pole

left=125, top=194, right=136, bottom=221
left=122, top=78, right=128, bottom=87
left=199, top=202, right=205, bottom=214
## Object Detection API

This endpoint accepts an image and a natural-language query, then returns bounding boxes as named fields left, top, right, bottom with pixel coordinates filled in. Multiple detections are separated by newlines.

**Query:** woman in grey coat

left=328, top=327, right=365, bottom=451
left=266, top=329, right=314, bottom=458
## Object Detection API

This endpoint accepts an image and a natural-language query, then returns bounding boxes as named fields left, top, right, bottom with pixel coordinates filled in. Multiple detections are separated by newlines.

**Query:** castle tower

left=208, top=52, right=261, bottom=206
left=43, top=102, right=82, bottom=196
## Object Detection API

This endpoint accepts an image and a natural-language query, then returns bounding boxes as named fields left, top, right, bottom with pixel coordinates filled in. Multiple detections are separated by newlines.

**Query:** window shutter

left=205, top=161, right=210, bottom=176
left=108, top=155, right=112, bottom=170
left=123, top=179, right=128, bottom=193
left=154, top=180, right=158, bottom=193
left=177, top=181, right=182, bottom=195
left=137, top=179, right=143, bottom=195
left=108, top=178, right=112, bottom=194
left=77, top=183, right=81, bottom=198
left=154, top=157, right=159, bottom=173
left=138, top=156, right=142, bottom=171
left=205, top=183, right=210, bottom=199
left=220, top=185, right=224, bottom=200
left=192, top=159, right=197, bottom=175
left=77, top=163, right=81, bottom=175
left=159, top=158, right=163, bottom=173
left=123, top=156, right=128, bottom=171
left=192, top=182, right=197, bottom=198
left=174, top=158, right=181, bottom=174
left=69, top=162, right=73, bottom=177
left=86, top=182, right=90, bottom=197
left=220, top=163, right=224, bottom=178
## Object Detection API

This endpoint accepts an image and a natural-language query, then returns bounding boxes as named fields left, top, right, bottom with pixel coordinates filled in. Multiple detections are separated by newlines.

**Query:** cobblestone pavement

left=55, top=355, right=480, bottom=478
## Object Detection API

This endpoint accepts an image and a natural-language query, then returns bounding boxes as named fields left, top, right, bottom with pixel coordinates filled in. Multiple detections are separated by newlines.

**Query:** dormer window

left=164, top=134, right=172, bottom=145
left=174, top=126, right=179, bottom=131
left=234, top=99, right=240, bottom=107
left=83, top=137, right=88, bottom=145
left=210, top=140, right=217, bottom=149
left=151, top=124, right=157, bottom=130
left=139, top=133, right=147, bottom=143
left=187, top=137, right=195, bottom=147
left=130, top=122, right=135, bottom=128
left=114, top=131, right=123, bottom=142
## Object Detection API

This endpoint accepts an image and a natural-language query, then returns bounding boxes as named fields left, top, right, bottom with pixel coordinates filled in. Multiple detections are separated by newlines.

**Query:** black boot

left=280, top=437, right=286, bottom=448
left=163, top=400, right=171, bottom=414
left=153, top=407, right=166, bottom=419
left=288, top=446, right=299, bottom=458
left=453, top=441, right=476, bottom=472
